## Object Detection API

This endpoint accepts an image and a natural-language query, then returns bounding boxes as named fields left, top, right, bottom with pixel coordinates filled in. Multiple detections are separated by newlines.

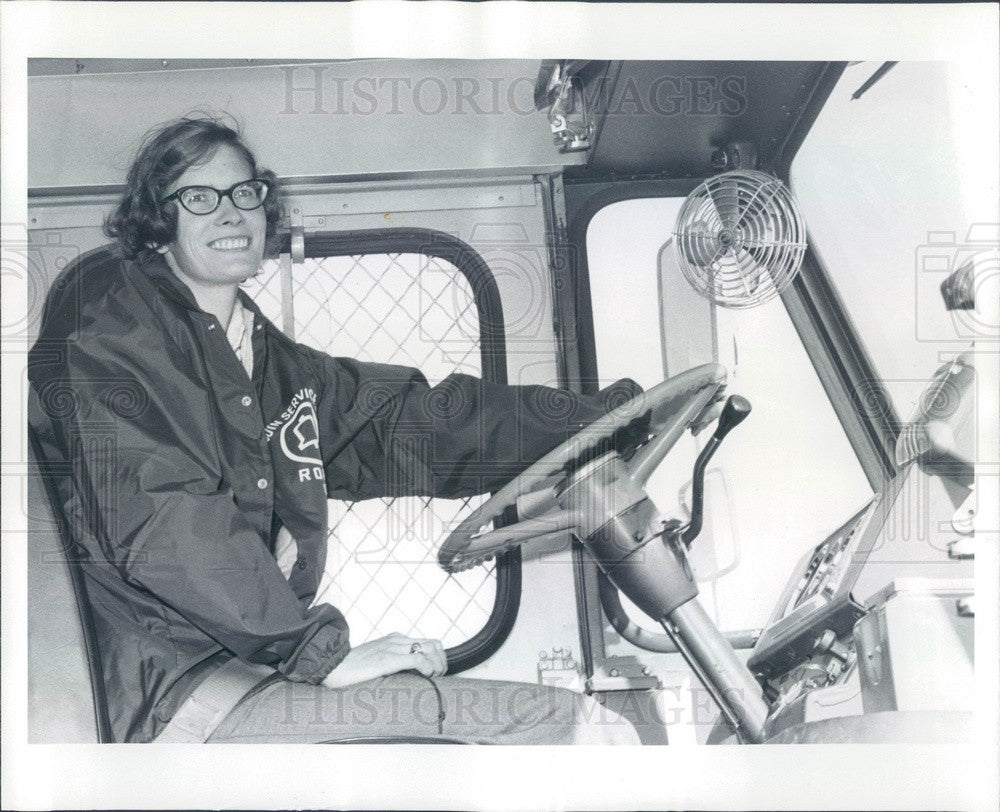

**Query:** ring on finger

left=410, top=642, right=423, bottom=655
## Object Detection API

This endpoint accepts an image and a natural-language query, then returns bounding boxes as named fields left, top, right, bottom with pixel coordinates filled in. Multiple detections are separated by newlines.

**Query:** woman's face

left=159, top=143, right=267, bottom=290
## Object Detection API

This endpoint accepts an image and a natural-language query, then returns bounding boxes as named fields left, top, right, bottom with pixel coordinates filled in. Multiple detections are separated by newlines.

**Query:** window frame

left=557, top=129, right=898, bottom=667
left=772, top=62, right=900, bottom=487
left=281, top=227, right=522, bottom=674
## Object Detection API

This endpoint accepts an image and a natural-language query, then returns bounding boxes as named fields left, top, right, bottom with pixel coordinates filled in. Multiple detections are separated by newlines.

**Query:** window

left=244, top=245, right=501, bottom=649
left=792, top=61, right=994, bottom=422
left=587, top=199, right=872, bottom=631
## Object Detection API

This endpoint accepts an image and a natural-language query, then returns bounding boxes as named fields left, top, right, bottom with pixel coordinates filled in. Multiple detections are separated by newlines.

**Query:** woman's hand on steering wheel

left=321, top=632, right=447, bottom=690
left=437, top=363, right=728, bottom=572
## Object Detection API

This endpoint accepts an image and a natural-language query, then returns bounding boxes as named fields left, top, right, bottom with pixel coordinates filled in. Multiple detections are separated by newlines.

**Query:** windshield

left=586, top=198, right=872, bottom=632
left=791, top=61, right=997, bottom=422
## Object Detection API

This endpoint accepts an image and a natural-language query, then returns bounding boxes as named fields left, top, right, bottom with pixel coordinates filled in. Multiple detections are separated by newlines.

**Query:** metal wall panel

left=28, top=60, right=584, bottom=189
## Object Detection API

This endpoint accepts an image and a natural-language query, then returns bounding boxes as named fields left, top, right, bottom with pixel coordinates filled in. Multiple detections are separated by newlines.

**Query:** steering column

left=438, top=366, right=772, bottom=743
left=555, top=395, right=769, bottom=743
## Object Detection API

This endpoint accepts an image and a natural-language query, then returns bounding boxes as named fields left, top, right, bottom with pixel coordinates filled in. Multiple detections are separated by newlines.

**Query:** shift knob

left=713, top=395, right=751, bottom=441
left=681, top=394, right=751, bottom=547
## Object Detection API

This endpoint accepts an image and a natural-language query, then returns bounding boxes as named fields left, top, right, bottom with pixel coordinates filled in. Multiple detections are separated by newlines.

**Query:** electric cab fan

left=674, top=170, right=807, bottom=308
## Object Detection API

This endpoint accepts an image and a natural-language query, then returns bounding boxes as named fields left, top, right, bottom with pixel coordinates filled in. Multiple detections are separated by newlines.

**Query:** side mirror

left=895, top=353, right=975, bottom=486
left=658, top=237, right=718, bottom=376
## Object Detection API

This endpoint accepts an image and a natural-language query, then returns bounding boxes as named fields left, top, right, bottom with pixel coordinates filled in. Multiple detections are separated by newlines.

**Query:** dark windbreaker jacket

left=27, top=247, right=638, bottom=742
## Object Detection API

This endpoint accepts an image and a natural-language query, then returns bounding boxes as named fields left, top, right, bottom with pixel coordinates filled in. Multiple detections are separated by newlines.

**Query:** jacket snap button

left=296, top=558, right=307, bottom=570
left=207, top=323, right=216, bottom=331
left=257, top=478, right=268, bottom=490
left=241, top=395, right=253, bottom=407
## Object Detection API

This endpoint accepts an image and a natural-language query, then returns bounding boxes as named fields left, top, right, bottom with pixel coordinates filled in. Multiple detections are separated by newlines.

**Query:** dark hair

left=104, top=116, right=283, bottom=259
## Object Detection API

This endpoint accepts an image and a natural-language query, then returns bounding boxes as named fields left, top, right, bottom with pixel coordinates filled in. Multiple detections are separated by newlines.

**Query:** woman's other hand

left=322, top=632, right=447, bottom=689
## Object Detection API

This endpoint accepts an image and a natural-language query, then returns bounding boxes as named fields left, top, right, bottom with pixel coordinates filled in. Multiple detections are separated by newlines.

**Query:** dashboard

left=747, top=472, right=906, bottom=681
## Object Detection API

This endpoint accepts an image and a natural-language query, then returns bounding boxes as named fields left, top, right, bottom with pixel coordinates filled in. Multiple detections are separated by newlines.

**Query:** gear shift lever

left=681, top=395, right=751, bottom=546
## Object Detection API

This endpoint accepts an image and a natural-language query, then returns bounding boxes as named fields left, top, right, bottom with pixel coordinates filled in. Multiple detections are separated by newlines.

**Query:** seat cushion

left=27, top=464, right=98, bottom=743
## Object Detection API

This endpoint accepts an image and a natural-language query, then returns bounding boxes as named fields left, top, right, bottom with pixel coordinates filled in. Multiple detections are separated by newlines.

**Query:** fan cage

left=673, top=170, right=807, bottom=309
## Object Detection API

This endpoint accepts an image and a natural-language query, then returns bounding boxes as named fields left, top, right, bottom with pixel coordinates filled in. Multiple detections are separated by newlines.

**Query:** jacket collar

left=236, top=287, right=268, bottom=327
left=136, top=252, right=202, bottom=312
left=137, top=251, right=268, bottom=329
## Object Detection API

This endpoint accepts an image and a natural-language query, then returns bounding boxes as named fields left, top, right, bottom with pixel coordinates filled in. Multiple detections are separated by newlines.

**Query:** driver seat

left=28, top=427, right=473, bottom=744
left=28, top=427, right=110, bottom=742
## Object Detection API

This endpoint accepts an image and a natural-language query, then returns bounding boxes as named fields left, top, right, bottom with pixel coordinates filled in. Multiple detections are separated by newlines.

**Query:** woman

left=28, top=116, right=644, bottom=744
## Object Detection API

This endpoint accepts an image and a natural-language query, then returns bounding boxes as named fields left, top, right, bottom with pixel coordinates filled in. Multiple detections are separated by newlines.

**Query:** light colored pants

left=206, top=671, right=641, bottom=745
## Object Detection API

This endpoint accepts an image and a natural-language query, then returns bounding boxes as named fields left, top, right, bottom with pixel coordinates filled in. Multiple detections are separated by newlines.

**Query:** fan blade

left=735, top=246, right=772, bottom=300
left=678, top=220, right=720, bottom=267
left=734, top=177, right=782, bottom=232
left=692, top=184, right=723, bottom=232
left=707, top=178, right=742, bottom=229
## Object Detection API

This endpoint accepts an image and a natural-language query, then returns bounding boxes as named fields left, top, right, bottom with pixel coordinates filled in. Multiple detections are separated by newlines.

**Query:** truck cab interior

left=22, top=57, right=985, bottom=752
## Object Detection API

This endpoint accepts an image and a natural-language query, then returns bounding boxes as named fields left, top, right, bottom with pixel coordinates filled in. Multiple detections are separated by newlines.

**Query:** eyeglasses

left=160, top=179, right=271, bottom=215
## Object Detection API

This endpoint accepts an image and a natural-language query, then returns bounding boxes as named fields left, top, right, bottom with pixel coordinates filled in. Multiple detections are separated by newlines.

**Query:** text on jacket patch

left=265, top=388, right=325, bottom=482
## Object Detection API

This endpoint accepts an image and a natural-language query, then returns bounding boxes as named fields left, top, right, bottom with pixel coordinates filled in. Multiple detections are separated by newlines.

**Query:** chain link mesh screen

left=243, top=252, right=498, bottom=647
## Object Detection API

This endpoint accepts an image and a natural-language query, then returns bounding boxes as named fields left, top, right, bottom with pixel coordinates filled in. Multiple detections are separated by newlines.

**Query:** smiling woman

left=28, top=115, right=644, bottom=745
left=103, top=119, right=281, bottom=326
left=104, top=118, right=283, bottom=261
left=156, top=145, right=270, bottom=321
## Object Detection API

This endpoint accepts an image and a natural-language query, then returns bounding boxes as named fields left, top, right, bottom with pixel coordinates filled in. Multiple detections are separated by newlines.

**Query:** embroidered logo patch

left=265, top=388, right=325, bottom=482
left=280, top=399, right=321, bottom=464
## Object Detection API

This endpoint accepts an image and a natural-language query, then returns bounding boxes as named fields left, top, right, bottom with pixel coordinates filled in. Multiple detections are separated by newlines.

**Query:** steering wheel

left=438, top=363, right=727, bottom=572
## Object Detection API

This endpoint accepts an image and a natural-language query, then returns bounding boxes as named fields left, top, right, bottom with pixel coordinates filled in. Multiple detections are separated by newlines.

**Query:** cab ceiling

left=572, top=61, right=830, bottom=180
left=27, top=59, right=830, bottom=191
